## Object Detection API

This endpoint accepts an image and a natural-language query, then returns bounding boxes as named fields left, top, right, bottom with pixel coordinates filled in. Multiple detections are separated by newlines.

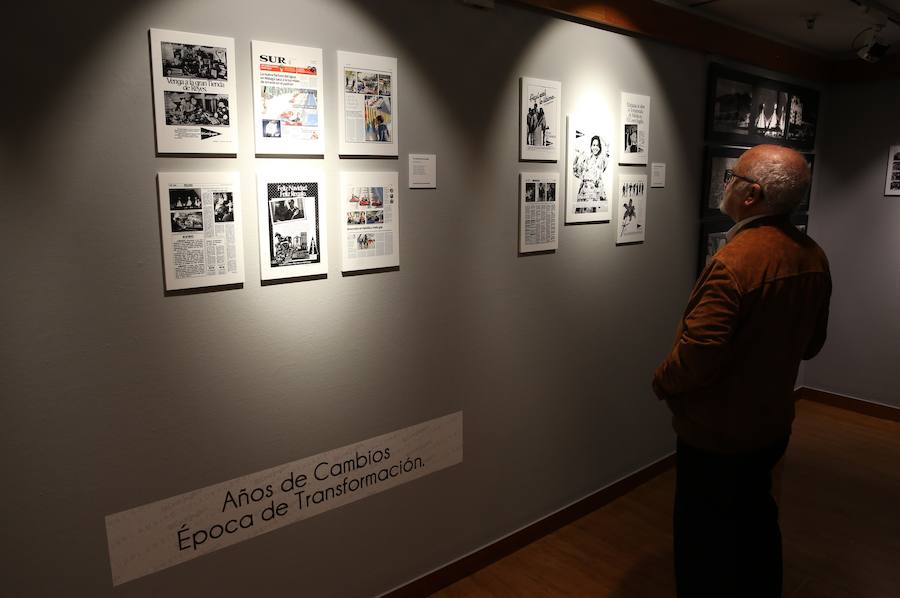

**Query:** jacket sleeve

left=652, top=259, right=742, bottom=400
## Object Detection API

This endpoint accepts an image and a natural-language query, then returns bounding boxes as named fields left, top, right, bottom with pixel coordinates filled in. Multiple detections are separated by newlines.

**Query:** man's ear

left=743, top=183, right=764, bottom=207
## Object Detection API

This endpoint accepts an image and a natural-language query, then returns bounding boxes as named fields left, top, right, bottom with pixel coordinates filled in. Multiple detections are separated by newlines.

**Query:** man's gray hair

left=744, top=151, right=811, bottom=214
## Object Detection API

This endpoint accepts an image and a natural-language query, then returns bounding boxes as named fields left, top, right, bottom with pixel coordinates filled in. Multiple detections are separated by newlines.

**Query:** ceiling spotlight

left=856, top=26, right=891, bottom=62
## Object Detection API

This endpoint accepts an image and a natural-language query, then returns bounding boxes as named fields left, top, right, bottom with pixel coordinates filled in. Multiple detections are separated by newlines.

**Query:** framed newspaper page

left=339, top=172, right=400, bottom=272
left=150, top=29, right=238, bottom=154
left=519, top=172, right=560, bottom=253
left=520, top=77, right=561, bottom=162
left=337, top=51, right=398, bottom=157
left=158, top=172, right=244, bottom=291
left=251, top=41, right=324, bottom=156
left=257, top=170, right=328, bottom=281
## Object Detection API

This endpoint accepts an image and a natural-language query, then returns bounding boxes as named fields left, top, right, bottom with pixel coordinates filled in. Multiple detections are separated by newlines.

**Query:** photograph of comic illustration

left=520, top=172, right=559, bottom=253
left=520, top=77, right=561, bottom=161
left=150, top=29, right=238, bottom=154
left=257, top=172, right=327, bottom=280
left=252, top=41, right=324, bottom=155
left=340, top=172, right=399, bottom=272
left=620, top=92, right=650, bottom=165
left=157, top=172, right=244, bottom=291
left=566, top=115, right=612, bottom=223
left=616, top=174, right=647, bottom=245
left=337, top=52, right=397, bottom=156
left=886, top=145, right=900, bottom=196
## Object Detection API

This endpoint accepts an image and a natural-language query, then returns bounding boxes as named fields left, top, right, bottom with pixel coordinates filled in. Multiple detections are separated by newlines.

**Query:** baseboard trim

left=796, top=386, right=900, bottom=423
left=382, top=452, right=676, bottom=597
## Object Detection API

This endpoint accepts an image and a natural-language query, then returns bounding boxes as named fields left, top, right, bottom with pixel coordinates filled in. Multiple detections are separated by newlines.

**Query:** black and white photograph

left=161, top=42, right=228, bottom=80
left=262, top=119, right=281, bottom=138
left=698, top=218, right=732, bottom=276
left=885, top=145, right=900, bottom=196
left=270, top=197, right=305, bottom=222
left=751, top=86, right=787, bottom=139
left=171, top=211, right=204, bottom=233
left=164, top=92, right=230, bottom=126
left=711, top=77, right=753, bottom=135
left=786, top=91, right=819, bottom=148
left=213, top=192, right=234, bottom=222
left=525, top=182, right=536, bottom=202
left=169, top=188, right=202, bottom=210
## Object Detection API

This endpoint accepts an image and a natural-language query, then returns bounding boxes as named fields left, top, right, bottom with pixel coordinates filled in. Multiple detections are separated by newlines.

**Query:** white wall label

left=106, top=412, right=463, bottom=586
left=409, top=153, right=437, bottom=188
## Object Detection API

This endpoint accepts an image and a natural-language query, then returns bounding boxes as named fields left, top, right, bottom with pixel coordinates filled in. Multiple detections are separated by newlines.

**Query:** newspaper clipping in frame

left=520, top=77, right=561, bottom=162
left=340, top=172, right=400, bottom=272
left=620, top=92, right=650, bottom=165
left=158, top=172, right=244, bottom=291
left=251, top=41, right=324, bottom=155
left=337, top=51, right=398, bottom=156
left=257, top=171, right=327, bottom=280
left=519, top=172, right=560, bottom=253
left=150, top=29, right=238, bottom=154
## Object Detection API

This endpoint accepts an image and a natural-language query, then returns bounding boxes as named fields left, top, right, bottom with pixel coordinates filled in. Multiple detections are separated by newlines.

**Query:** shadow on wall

left=0, top=0, right=153, bottom=165
left=344, top=0, right=546, bottom=163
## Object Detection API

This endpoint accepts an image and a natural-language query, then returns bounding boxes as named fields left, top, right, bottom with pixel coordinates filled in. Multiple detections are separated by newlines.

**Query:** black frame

left=705, top=64, right=818, bottom=151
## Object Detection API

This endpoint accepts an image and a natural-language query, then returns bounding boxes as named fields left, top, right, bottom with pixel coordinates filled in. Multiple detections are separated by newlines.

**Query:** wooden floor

left=433, top=401, right=900, bottom=597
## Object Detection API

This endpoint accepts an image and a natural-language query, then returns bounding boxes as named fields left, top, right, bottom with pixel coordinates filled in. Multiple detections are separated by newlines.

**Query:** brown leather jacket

left=653, top=215, right=831, bottom=453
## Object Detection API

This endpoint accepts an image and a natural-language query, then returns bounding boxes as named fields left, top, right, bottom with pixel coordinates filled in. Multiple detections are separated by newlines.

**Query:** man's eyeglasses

left=723, top=169, right=759, bottom=186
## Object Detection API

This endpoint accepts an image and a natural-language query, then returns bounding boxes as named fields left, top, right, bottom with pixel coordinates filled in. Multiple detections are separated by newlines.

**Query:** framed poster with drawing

left=520, top=77, right=561, bottom=162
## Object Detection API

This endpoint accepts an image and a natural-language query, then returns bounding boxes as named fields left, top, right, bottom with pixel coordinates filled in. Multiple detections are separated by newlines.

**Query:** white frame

left=615, top=173, right=647, bottom=245
left=158, top=172, right=244, bottom=290
left=519, top=172, right=560, bottom=253
left=339, top=171, right=400, bottom=272
left=520, top=77, right=561, bottom=162
left=565, top=114, right=613, bottom=224
left=251, top=40, right=325, bottom=156
left=620, top=92, right=650, bottom=165
left=150, top=29, right=238, bottom=154
left=257, top=170, right=328, bottom=281
left=336, top=51, right=398, bottom=156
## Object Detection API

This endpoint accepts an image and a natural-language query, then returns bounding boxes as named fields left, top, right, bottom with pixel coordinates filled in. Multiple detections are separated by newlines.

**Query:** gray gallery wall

left=801, top=79, right=900, bottom=408
left=0, top=0, right=801, bottom=596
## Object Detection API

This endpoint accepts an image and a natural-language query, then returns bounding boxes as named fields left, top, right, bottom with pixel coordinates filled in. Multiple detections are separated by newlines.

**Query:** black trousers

left=674, top=436, right=789, bottom=598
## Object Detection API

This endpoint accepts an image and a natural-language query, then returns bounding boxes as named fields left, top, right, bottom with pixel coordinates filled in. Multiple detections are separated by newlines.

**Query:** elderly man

left=653, top=145, right=831, bottom=597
